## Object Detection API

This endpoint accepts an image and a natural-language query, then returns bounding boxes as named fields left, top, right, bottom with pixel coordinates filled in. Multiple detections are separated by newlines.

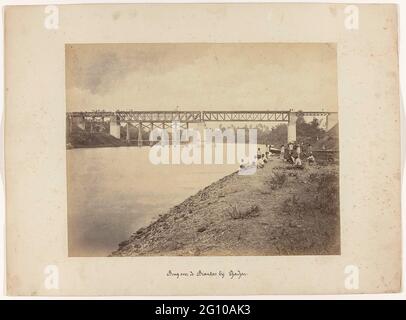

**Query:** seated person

left=291, top=148, right=302, bottom=166
left=306, top=144, right=315, bottom=163
left=294, top=156, right=302, bottom=166
left=307, top=152, right=315, bottom=163
left=257, top=155, right=265, bottom=168
left=280, top=145, right=285, bottom=160
left=257, top=147, right=262, bottom=159
left=238, top=156, right=258, bottom=175
left=239, top=158, right=247, bottom=169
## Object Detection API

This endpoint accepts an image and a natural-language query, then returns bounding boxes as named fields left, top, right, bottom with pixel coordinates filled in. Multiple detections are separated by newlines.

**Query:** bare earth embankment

left=111, top=158, right=340, bottom=256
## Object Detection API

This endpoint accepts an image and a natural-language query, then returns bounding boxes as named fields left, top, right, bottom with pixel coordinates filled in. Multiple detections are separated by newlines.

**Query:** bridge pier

left=138, top=122, right=143, bottom=147
left=109, top=118, right=121, bottom=139
left=184, top=122, right=190, bottom=142
left=150, top=122, right=154, bottom=146
left=287, top=112, right=297, bottom=143
left=67, top=116, right=73, bottom=135
left=195, top=122, right=206, bottom=146
left=126, top=123, right=131, bottom=144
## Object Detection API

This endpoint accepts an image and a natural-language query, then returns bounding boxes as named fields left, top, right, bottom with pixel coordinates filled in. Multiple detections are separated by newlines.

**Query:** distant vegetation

left=218, top=111, right=337, bottom=149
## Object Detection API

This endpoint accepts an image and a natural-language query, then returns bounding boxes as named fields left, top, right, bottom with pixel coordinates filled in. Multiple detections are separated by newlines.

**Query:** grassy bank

left=111, top=158, right=340, bottom=256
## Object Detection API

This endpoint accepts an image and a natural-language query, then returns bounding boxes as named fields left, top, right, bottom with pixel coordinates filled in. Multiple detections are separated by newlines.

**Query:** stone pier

left=126, top=123, right=131, bottom=144
left=66, top=116, right=73, bottom=135
left=195, top=121, right=206, bottom=146
left=109, top=119, right=121, bottom=139
left=138, top=122, right=143, bottom=146
left=287, top=112, right=297, bottom=143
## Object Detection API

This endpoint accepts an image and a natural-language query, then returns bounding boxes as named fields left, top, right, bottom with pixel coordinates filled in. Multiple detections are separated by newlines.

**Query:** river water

left=67, top=146, right=249, bottom=257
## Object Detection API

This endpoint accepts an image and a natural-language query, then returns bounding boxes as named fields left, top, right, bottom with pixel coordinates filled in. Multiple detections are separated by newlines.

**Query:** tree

left=296, top=111, right=326, bottom=145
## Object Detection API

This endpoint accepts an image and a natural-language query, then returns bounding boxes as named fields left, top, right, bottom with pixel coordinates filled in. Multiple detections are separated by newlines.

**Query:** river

left=66, top=145, right=254, bottom=256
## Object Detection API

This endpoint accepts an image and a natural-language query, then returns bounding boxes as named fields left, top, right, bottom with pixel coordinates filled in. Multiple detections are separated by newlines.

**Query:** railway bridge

left=66, top=110, right=338, bottom=146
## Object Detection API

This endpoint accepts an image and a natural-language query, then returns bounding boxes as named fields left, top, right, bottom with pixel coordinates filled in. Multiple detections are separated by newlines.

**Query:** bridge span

left=67, top=110, right=338, bottom=146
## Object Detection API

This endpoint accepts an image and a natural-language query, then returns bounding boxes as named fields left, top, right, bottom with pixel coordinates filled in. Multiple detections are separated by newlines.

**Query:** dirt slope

left=313, top=124, right=339, bottom=151
left=111, top=158, right=340, bottom=256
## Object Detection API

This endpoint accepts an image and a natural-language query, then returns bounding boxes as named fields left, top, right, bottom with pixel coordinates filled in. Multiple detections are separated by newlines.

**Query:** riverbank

left=111, top=157, right=340, bottom=256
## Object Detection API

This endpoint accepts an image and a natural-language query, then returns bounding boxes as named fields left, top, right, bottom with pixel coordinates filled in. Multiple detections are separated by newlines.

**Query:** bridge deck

left=67, top=110, right=336, bottom=122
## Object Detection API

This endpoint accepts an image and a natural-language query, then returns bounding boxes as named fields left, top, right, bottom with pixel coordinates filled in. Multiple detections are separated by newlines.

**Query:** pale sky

left=66, top=43, right=338, bottom=113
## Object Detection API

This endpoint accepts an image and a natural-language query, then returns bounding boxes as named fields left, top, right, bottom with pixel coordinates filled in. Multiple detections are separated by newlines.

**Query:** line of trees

left=217, top=112, right=327, bottom=146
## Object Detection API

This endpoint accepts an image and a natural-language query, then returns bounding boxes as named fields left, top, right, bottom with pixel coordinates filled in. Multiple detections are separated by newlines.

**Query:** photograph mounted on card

left=4, top=3, right=401, bottom=295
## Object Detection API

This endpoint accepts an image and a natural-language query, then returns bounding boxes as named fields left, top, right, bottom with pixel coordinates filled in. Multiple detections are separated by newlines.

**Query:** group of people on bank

left=239, top=142, right=316, bottom=173
left=279, top=142, right=315, bottom=166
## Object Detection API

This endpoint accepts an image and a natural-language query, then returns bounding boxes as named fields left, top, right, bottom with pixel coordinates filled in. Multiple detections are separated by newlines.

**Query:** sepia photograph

left=66, top=43, right=340, bottom=257
left=4, top=2, right=402, bottom=297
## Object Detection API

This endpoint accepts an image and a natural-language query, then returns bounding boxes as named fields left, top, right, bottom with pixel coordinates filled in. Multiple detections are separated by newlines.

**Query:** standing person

left=294, top=145, right=302, bottom=166
left=301, top=142, right=307, bottom=156
left=288, top=142, right=294, bottom=152
left=291, top=145, right=302, bottom=166
left=280, top=145, right=285, bottom=160
left=285, top=143, right=293, bottom=163
left=290, top=145, right=297, bottom=164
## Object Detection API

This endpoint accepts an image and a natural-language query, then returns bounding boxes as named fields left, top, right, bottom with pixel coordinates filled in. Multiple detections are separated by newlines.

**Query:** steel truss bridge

left=67, top=110, right=335, bottom=123
left=67, top=110, right=338, bottom=145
